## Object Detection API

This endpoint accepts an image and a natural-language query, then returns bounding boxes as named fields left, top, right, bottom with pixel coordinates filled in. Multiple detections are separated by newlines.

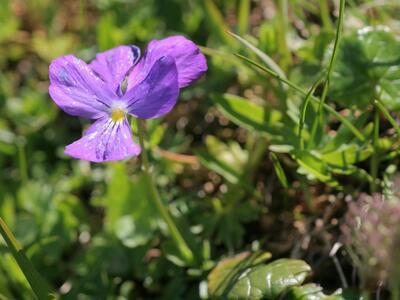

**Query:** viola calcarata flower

left=49, top=36, right=207, bottom=162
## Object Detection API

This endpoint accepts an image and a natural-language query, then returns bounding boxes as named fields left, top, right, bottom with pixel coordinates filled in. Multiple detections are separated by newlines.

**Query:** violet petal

left=90, top=45, right=141, bottom=94
left=49, top=55, right=115, bottom=119
left=64, top=117, right=141, bottom=162
left=128, top=35, right=207, bottom=89
left=123, top=56, right=179, bottom=119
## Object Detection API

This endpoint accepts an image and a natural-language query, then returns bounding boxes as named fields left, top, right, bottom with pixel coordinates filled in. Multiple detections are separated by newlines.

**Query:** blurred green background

left=1, top=0, right=400, bottom=299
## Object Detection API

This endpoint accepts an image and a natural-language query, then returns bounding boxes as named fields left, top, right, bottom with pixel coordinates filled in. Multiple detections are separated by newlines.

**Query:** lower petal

left=64, top=117, right=141, bottom=162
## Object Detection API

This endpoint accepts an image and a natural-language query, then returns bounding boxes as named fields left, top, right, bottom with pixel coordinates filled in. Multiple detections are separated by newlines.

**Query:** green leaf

left=292, top=150, right=339, bottom=187
left=0, top=218, right=54, bottom=300
left=270, top=153, right=289, bottom=188
left=104, top=163, right=158, bottom=248
left=329, top=26, right=400, bottom=110
left=208, top=254, right=311, bottom=300
left=212, top=94, right=282, bottom=134
left=320, top=144, right=372, bottom=168
left=282, top=284, right=359, bottom=300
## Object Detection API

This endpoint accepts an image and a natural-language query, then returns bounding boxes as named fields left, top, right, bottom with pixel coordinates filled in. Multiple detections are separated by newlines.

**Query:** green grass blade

left=227, top=31, right=286, bottom=79
left=0, top=217, right=54, bottom=299
left=235, top=53, right=365, bottom=142
left=374, top=99, right=400, bottom=137
left=309, top=0, right=346, bottom=146
left=270, top=153, right=289, bottom=189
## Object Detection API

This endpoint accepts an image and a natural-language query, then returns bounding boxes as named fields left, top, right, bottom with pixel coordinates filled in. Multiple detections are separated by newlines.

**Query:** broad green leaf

left=320, top=112, right=370, bottom=153
left=320, top=144, right=372, bottom=167
left=292, top=150, right=339, bottom=187
left=213, top=94, right=282, bottom=134
left=104, top=163, right=158, bottom=248
left=282, top=284, right=358, bottom=300
left=207, top=252, right=271, bottom=297
left=329, top=27, right=400, bottom=110
left=208, top=254, right=311, bottom=300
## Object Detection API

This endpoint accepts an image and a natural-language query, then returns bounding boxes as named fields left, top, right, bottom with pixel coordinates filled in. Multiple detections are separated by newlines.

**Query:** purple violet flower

left=49, top=36, right=207, bottom=162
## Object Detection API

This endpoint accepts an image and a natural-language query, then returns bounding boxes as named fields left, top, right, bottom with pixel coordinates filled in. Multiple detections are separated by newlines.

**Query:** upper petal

left=49, top=55, right=115, bottom=119
left=64, top=117, right=141, bottom=162
left=123, top=56, right=179, bottom=119
left=89, top=45, right=141, bottom=94
left=128, top=35, right=207, bottom=89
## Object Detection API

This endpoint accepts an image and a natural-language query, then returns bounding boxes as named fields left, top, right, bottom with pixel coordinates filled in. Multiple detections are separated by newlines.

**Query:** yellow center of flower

left=111, top=108, right=126, bottom=122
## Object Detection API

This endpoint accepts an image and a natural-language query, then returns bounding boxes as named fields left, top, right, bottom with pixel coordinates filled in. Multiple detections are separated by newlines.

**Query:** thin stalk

left=137, top=120, right=195, bottom=264
left=370, top=108, right=380, bottom=193
left=235, top=53, right=365, bottom=142
left=374, top=99, right=400, bottom=137
left=0, top=217, right=53, bottom=299
left=309, top=0, right=345, bottom=145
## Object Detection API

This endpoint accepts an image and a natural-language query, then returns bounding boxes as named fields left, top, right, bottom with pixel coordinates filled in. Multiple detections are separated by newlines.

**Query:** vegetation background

left=0, top=0, right=400, bottom=299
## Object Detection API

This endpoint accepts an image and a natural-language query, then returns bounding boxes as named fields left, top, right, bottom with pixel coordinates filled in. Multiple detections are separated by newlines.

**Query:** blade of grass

left=0, top=217, right=54, bottom=299
left=238, top=0, right=250, bottom=36
left=374, top=99, right=400, bottom=137
left=309, top=0, right=346, bottom=146
left=226, top=31, right=286, bottom=79
left=269, top=153, right=288, bottom=188
left=235, top=53, right=365, bottom=142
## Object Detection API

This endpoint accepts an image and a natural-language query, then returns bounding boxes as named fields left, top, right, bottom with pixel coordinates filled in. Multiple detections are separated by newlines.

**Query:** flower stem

left=136, top=120, right=195, bottom=265
left=0, top=217, right=53, bottom=299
